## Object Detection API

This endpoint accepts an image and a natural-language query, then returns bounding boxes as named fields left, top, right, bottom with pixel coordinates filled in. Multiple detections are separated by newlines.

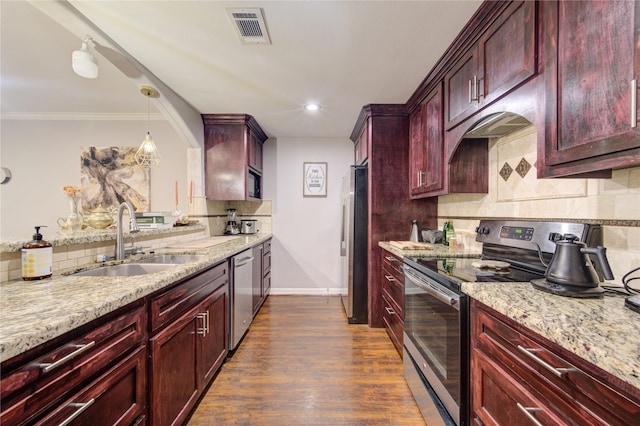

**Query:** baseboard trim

left=269, top=288, right=345, bottom=296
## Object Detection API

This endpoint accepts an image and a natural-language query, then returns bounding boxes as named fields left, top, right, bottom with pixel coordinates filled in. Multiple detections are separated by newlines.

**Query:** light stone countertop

left=462, top=282, right=640, bottom=391
left=378, top=241, right=481, bottom=259
left=0, top=233, right=271, bottom=363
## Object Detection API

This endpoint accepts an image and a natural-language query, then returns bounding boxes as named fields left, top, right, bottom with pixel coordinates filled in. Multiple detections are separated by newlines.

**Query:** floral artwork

left=80, top=147, right=150, bottom=213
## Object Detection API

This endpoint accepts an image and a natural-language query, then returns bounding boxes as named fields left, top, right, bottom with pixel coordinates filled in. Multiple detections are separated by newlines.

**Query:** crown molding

left=0, top=112, right=166, bottom=121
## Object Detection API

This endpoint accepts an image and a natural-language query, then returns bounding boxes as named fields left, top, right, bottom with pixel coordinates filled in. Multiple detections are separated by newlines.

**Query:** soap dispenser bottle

left=22, top=226, right=53, bottom=280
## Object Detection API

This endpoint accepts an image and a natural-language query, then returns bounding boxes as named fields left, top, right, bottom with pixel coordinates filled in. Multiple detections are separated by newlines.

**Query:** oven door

left=403, top=264, right=465, bottom=425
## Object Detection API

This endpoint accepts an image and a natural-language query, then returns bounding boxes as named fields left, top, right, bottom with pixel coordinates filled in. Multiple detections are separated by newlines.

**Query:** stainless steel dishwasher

left=230, top=249, right=254, bottom=350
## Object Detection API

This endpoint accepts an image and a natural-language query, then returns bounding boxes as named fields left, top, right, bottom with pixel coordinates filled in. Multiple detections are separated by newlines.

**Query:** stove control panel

left=499, top=225, right=534, bottom=240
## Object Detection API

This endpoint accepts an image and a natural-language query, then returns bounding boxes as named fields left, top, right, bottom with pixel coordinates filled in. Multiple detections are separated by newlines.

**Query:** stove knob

left=548, top=232, right=563, bottom=242
left=481, top=227, right=490, bottom=235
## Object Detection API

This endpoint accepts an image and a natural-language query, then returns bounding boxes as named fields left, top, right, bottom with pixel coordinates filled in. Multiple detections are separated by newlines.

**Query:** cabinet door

left=354, top=124, right=368, bottom=165
left=38, top=348, right=146, bottom=426
left=204, top=124, right=248, bottom=200
left=542, top=0, right=640, bottom=176
left=410, top=84, right=444, bottom=197
left=149, top=304, right=200, bottom=426
left=472, top=350, right=570, bottom=426
left=445, top=48, right=479, bottom=129
left=199, top=284, right=229, bottom=385
left=248, top=131, right=263, bottom=173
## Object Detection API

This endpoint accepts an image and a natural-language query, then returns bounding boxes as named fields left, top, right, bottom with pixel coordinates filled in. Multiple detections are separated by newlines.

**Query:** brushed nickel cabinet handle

left=197, top=313, right=207, bottom=336
left=58, top=398, right=96, bottom=426
left=385, top=307, right=395, bottom=315
left=384, top=256, right=398, bottom=262
left=517, top=345, right=576, bottom=377
left=39, top=341, right=96, bottom=373
left=384, top=274, right=396, bottom=282
left=516, top=402, right=543, bottom=426
left=473, top=417, right=484, bottom=426
left=631, top=79, right=637, bottom=128
left=469, top=79, right=473, bottom=103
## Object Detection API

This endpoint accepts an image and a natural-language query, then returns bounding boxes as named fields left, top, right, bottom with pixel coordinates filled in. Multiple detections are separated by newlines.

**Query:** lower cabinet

left=149, top=261, right=229, bottom=426
left=471, top=300, right=640, bottom=426
left=252, top=239, right=272, bottom=317
left=380, top=249, right=404, bottom=355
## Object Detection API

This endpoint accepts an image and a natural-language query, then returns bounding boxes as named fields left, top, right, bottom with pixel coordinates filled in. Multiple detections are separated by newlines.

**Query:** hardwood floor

left=187, top=295, right=426, bottom=425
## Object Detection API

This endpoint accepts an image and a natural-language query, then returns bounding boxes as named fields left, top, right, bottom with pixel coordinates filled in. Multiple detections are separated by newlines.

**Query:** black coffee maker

left=224, top=208, right=239, bottom=235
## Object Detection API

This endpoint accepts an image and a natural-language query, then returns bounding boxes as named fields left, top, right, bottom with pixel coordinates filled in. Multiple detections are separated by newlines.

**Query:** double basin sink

left=74, top=254, right=206, bottom=277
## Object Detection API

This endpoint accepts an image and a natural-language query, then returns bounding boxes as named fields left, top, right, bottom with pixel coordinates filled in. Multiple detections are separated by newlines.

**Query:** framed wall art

left=303, top=162, right=327, bottom=197
left=80, top=146, right=150, bottom=213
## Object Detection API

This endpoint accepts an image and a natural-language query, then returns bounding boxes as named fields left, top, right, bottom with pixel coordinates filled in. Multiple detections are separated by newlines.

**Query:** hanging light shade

left=135, top=86, right=161, bottom=167
left=72, top=36, right=98, bottom=79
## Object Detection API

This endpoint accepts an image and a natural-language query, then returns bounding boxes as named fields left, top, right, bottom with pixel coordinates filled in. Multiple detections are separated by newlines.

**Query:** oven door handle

left=404, top=268, right=459, bottom=310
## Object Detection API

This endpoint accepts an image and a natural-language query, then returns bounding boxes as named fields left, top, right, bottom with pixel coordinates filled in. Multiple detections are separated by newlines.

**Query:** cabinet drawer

left=381, top=251, right=403, bottom=278
left=37, top=347, right=146, bottom=426
left=262, top=250, right=271, bottom=276
left=381, top=267, right=403, bottom=315
left=1, top=304, right=145, bottom=425
left=472, top=349, right=569, bottom=426
left=473, top=303, right=640, bottom=425
left=150, top=261, right=228, bottom=332
left=382, top=294, right=403, bottom=354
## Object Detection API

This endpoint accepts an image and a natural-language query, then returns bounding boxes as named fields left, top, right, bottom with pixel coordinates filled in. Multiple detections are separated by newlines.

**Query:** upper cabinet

left=539, top=0, right=640, bottom=177
left=354, top=123, right=369, bottom=165
left=410, top=84, right=445, bottom=197
left=445, top=0, right=537, bottom=130
left=202, top=114, right=267, bottom=201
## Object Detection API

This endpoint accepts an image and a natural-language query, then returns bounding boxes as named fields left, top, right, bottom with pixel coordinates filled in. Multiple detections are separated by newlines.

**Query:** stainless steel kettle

left=545, top=234, right=614, bottom=287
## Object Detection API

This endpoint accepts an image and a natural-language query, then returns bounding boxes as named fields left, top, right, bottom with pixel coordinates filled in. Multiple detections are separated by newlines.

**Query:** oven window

left=405, top=279, right=461, bottom=406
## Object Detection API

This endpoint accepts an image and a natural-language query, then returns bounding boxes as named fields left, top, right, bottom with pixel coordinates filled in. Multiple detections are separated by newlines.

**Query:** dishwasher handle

left=234, top=256, right=254, bottom=267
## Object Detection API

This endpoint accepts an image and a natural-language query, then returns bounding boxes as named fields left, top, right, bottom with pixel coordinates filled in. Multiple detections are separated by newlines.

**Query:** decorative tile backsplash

left=438, top=125, right=640, bottom=285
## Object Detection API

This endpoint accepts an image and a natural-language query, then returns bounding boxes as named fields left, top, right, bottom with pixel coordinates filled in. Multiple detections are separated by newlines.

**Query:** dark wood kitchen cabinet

left=149, top=261, right=229, bottom=426
left=202, top=114, right=267, bottom=201
left=539, top=0, right=640, bottom=178
left=409, top=83, right=445, bottom=197
left=350, top=105, right=437, bottom=328
left=471, top=300, right=640, bottom=426
left=252, top=239, right=272, bottom=316
left=0, top=302, right=147, bottom=425
left=444, top=0, right=537, bottom=130
left=354, top=122, right=369, bottom=165
left=380, top=249, right=404, bottom=355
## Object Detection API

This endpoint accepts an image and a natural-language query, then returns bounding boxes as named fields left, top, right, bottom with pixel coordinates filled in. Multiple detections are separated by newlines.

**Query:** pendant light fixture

left=72, top=35, right=99, bottom=79
left=135, top=86, right=161, bottom=167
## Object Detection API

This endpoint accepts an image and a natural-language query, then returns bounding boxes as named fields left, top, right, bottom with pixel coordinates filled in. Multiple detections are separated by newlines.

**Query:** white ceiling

left=1, top=0, right=483, bottom=140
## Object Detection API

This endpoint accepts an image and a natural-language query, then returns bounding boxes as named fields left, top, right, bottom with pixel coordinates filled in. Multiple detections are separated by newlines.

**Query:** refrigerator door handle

left=340, top=203, right=347, bottom=256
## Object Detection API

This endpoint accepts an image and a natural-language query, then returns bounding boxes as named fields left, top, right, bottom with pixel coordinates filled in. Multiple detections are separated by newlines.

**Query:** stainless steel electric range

left=402, top=219, right=604, bottom=426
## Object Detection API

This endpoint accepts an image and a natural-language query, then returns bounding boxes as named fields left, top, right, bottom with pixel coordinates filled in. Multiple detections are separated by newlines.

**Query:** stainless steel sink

left=74, top=263, right=177, bottom=277
left=137, top=254, right=206, bottom=264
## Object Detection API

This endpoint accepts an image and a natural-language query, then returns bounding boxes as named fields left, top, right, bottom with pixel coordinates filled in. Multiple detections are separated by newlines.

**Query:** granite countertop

left=462, top=282, right=640, bottom=391
left=0, top=234, right=271, bottom=363
left=378, top=241, right=481, bottom=259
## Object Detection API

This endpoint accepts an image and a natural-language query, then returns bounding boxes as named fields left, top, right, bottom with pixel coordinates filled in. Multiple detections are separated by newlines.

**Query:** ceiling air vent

left=227, top=8, right=271, bottom=45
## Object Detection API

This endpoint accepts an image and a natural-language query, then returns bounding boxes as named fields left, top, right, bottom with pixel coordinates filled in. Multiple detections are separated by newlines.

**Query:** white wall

left=0, top=119, right=187, bottom=239
left=263, top=137, right=353, bottom=294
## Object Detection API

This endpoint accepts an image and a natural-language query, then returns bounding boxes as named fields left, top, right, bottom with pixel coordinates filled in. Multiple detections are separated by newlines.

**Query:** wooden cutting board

left=389, top=241, right=433, bottom=250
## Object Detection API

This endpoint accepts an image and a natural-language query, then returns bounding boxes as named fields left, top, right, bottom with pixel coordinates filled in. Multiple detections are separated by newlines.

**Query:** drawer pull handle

left=58, top=398, right=95, bottom=426
left=39, top=341, right=96, bottom=373
left=632, top=79, right=638, bottom=128
left=516, top=402, right=543, bottom=426
left=517, top=345, right=576, bottom=377
left=384, top=274, right=396, bottom=282
left=385, top=307, right=395, bottom=315
left=384, top=256, right=398, bottom=262
left=473, top=417, right=484, bottom=426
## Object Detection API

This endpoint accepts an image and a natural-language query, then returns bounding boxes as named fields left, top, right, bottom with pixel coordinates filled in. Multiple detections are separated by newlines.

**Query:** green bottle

left=443, top=221, right=455, bottom=246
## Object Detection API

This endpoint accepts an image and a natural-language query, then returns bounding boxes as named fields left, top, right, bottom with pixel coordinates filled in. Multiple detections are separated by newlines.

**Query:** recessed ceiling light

left=305, top=104, right=320, bottom=111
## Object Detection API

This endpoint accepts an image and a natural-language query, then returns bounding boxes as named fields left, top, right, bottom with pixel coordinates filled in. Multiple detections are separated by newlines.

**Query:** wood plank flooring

left=187, top=295, right=426, bottom=425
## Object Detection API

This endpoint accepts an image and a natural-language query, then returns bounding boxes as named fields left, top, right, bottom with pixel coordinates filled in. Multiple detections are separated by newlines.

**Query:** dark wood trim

left=201, top=114, right=267, bottom=142
left=350, top=104, right=407, bottom=142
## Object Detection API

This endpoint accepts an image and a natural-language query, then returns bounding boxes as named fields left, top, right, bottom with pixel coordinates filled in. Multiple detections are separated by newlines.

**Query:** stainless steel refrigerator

left=340, top=165, right=368, bottom=324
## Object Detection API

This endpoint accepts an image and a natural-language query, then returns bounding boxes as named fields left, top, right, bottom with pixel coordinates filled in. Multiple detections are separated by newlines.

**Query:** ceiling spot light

left=305, top=104, right=320, bottom=111
left=72, top=35, right=98, bottom=79
left=135, top=86, right=161, bottom=167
